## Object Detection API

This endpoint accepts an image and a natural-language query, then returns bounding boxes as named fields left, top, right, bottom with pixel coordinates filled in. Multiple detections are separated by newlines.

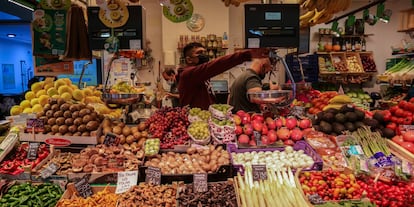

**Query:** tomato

left=391, top=116, right=399, bottom=124
left=387, top=122, right=397, bottom=130
left=404, top=111, right=413, bottom=117
left=397, top=117, right=405, bottom=124
left=403, top=131, right=414, bottom=142
left=400, top=141, right=414, bottom=154
left=403, top=116, right=413, bottom=125
left=383, top=110, right=392, bottom=121
left=395, top=108, right=405, bottom=117
left=390, top=105, right=399, bottom=114
left=399, top=100, right=408, bottom=110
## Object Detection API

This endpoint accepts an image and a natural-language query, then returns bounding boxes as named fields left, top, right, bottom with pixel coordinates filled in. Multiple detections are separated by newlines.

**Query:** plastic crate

left=227, top=141, right=323, bottom=175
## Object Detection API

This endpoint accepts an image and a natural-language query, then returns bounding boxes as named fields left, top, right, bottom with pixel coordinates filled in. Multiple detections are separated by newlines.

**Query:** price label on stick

left=26, top=118, right=44, bottom=133
left=145, top=166, right=161, bottom=185
left=115, top=170, right=138, bottom=194
left=75, top=175, right=93, bottom=198
left=252, top=165, right=267, bottom=181
left=103, top=133, right=118, bottom=146
left=40, top=162, right=59, bottom=179
left=193, top=173, right=208, bottom=192
left=27, top=142, right=40, bottom=160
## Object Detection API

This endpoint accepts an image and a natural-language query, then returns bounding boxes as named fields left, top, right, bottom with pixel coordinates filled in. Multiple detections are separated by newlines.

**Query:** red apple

left=277, top=127, right=291, bottom=141
left=234, top=125, right=243, bottom=135
left=298, top=118, right=311, bottom=129
left=238, top=134, right=250, bottom=144
left=261, top=125, right=268, bottom=135
left=267, top=129, right=278, bottom=143
left=285, top=117, right=298, bottom=130
left=275, top=118, right=284, bottom=129
left=241, top=114, right=251, bottom=125
left=290, top=127, right=303, bottom=141
left=284, top=139, right=295, bottom=146
left=251, top=113, right=264, bottom=123
left=233, top=115, right=242, bottom=126
left=266, top=117, right=277, bottom=130
left=261, top=135, right=269, bottom=145
left=236, top=110, right=246, bottom=118
left=252, top=120, right=263, bottom=132
left=243, top=124, right=253, bottom=135
left=249, top=139, right=257, bottom=146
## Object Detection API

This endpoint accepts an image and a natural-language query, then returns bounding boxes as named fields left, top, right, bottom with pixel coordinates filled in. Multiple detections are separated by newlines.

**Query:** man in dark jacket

left=178, top=42, right=269, bottom=110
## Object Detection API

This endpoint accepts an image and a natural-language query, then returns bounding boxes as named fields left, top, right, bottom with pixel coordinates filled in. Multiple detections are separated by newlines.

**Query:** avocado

left=316, top=111, right=325, bottom=123
left=345, top=112, right=358, bottom=122
left=333, top=122, right=346, bottom=134
left=320, top=121, right=333, bottom=134
left=344, top=122, right=356, bottom=132
left=326, top=108, right=339, bottom=115
left=373, top=111, right=384, bottom=123
left=340, top=104, right=355, bottom=113
left=354, top=121, right=365, bottom=129
left=310, top=116, right=318, bottom=125
left=323, top=112, right=335, bottom=122
left=363, top=118, right=379, bottom=129
left=355, top=110, right=366, bottom=121
left=313, top=125, right=321, bottom=132
left=334, top=113, right=347, bottom=123
left=382, top=128, right=395, bottom=139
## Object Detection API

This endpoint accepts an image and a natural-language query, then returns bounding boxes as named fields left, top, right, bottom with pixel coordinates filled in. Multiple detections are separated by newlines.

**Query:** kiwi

left=59, top=125, right=68, bottom=134
left=49, top=98, right=58, bottom=105
left=81, top=132, right=90, bottom=136
left=65, top=118, right=74, bottom=126
left=82, top=115, right=92, bottom=124
left=63, top=110, right=72, bottom=118
left=57, top=98, right=66, bottom=106
left=56, top=117, right=65, bottom=126
left=74, top=117, right=83, bottom=126
left=53, top=111, right=64, bottom=118
left=51, top=104, right=59, bottom=112
left=73, top=132, right=82, bottom=136
left=60, top=103, right=70, bottom=111
left=69, top=104, right=79, bottom=112
left=78, top=124, right=87, bottom=132
left=43, top=104, right=51, bottom=112
left=36, top=111, right=45, bottom=118
left=47, top=118, right=56, bottom=125
left=79, top=108, right=91, bottom=117
left=68, top=125, right=77, bottom=133
left=51, top=125, right=59, bottom=133
left=72, top=111, right=79, bottom=119
left=86, top=121, right=99, bottom=131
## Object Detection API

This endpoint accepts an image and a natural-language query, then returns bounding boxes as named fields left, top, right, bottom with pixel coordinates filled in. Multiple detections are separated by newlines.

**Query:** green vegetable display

left=0, top=182, right=63, bottom=207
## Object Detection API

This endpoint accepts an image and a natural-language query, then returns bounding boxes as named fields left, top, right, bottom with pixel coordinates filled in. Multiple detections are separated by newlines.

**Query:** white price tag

left=115, top=171, right=138, bottom=194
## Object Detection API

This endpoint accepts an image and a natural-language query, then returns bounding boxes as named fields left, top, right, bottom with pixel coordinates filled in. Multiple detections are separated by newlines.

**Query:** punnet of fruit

left=209, top=104, right=233, bottom=121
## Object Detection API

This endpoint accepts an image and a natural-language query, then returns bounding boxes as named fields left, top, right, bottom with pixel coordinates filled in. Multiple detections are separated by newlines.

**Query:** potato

left=186, top=147, right=196, bottom=155
left=113, top=126, right=122, bottom=135
left=122, top=126, right=131, bottom=136
left=126, top=135, right=134, bottom=144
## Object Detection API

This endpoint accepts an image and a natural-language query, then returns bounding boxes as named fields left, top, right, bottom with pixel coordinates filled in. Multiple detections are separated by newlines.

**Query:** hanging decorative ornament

left=162, top=0, right=193, bottom=23
left=186, top=13, right=205, bottom=32
left=98, top=0, right=129, bottom=53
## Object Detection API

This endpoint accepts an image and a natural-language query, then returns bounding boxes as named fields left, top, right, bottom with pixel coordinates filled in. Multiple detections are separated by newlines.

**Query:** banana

left=300, top=9, right=316, bottom=21
left=303, top=0, right=317, bottom=11
left=329, top=95, right=353, bottom=104
left=315, top=12, right=333, bottom=24
left=309, top=8, right=326, bottom=24
left=323, top=103, right=343, bottom=111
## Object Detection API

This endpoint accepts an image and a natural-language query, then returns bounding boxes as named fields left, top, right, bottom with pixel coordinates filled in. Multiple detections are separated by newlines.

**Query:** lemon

left=25, top=91, right=36, bottom=101
left=22, top=108, right=33, bottom=114
left=38, top=95, right=50, bottom=106
left=83, top=88, right=93, bottom=96
left=72, top=89, right=84, bottom=101
left=10, top=105, right=23, bottom=115
left=36, top=89, right=47, bottom=98
left=32, top=104, right=43, bottom=113
left=58, top=85, right=73, bottom=95
left=52, top=94, right=60, bottom=99
left=30, top=98, right=39, bottom=106
left=31, top=82, right=43, bottom=93
left=20, top=100, right=31, bottom=109
left=43, top=82, right=54, bottom=91
left=47, top=87, right=59, bottom=97
left=54, top=79, right=67, bottom=88
left=61, top=92, right=72, bottom=101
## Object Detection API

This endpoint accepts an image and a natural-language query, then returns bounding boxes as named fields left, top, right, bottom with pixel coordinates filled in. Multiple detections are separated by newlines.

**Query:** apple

left=261, top=125, right=268, bottom=135
left=277, top=127, right=291, bottom=141
left=252, top=120, right=263, bottom=132
left=241, top=114, right=251, bottom=125
left=266, top=117, right=277, bottom=130
left=236, top=110, right=246, bottom=118
left=267, top=129, right=278, bottom=143
left=298, top=118, right=311, bottom=129
left=285, top=117, right=298, bottom=130
left=234, top=125, right=243, bottom=135
left=261, top=135, right=269, bottom=145
left=238, top=134, right=250, bottom=144
left=284, top=139, right=295, bottom=146
left=233, top=115, right=242, bottom=126
left=249, top=139, right=257, bottom=146
left=275, top=118, right=284, bottom=129
left=243, top=124, right=253, bottom=135
left=290, top=127, right=303, bottom=141
left=251, top=113, right=264, bottom=123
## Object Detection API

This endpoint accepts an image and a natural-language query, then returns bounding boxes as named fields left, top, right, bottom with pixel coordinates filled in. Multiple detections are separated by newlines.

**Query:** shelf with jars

left=177, top=33, right=228, bottom=61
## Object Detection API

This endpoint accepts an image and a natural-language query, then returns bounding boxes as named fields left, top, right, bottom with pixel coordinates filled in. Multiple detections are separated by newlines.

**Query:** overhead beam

left=325, top=0, right=386, bottom=24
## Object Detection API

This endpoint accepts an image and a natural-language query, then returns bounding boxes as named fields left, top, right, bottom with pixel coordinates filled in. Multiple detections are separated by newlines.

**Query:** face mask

left=167, top=80, right=174, bottom=85
left=196, top=54, right=209, bottom=65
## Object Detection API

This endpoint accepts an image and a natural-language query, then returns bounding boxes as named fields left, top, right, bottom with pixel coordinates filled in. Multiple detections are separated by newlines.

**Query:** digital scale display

left=265, top=12, right=281, bottom=20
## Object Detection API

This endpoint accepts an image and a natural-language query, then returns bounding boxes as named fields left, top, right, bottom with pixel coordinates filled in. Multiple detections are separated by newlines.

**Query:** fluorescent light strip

left=8, top=0, right=34, bottom=11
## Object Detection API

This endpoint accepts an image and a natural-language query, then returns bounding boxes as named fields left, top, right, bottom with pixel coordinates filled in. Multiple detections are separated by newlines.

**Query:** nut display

left=360, top=55, right=377, bottom=72
left=118, top=183, right=177, bottom=207
left=332, top=56, right=347, bottom=72
left=70, top=144, right=144, bottom=173
left=177, top=181, right=237, bottom=207
left=144, top=145, right=230, bottom=174
left=98, top=118, right=148, bottom=149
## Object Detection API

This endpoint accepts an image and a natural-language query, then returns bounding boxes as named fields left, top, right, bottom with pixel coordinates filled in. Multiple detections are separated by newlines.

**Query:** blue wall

left=0, top=38, right=33, bottom=95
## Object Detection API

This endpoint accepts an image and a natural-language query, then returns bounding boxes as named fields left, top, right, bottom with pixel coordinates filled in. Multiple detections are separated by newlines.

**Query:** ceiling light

left=8, top=0, right=34, bottom=11
left=376, top=2, right=391, bottom=23
left=7, top=34, right=16, bottom=38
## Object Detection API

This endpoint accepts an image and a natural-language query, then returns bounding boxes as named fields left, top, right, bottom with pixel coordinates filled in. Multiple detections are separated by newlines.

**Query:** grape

left=211, top=104, right=231, bottom=112
left=188, top=121, right=210, bottom=140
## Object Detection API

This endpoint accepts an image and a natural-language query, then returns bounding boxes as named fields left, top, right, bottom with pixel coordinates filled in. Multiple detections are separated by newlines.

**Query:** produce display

left=360, top=54, right=377, bottom=72
left=177, top=181, right=237, bottom=207
left=0, top=182, right=62, bottom=207
left=144, top=145, right=230, bottom=174
left=56, top=185, right=119, bottom=207
left=118, top=183, right=177, bottom=207
left=345, top=55, right=363, bottom=73
left=378, top=58, right=414, bottom=84
left=188, top=107, right=211, bottom=122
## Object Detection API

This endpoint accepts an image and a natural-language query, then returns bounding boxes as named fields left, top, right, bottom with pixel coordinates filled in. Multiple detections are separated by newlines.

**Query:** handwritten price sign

left=116, top=171, right=138, bottom=194
left=193, top=173, right=208, bottom=192
left=252, top=165, right=267, bottom=181
left=145, top=166, right=161, bottom=185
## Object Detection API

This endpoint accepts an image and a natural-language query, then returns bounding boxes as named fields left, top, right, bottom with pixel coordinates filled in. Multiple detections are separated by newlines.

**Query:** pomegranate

left=298, top=118, right=311, bottom=129
left=290, top=128, right=303, bottom=141
left=277, top=127, right=290, bottom=141
left=234, top=125, right=243, bottom=135
left=249, top=139, right=257, bottom=146
left=252, top=120, right=263, bottom=132
left=251, top=113, right=264, bottom=123
left=267, top=129, right=278, bottom=143
left=284, top=139, right=295, bottom=146
left=285, top=117, right=298, bottom=130
left=261, top=125, right=268, bottom=135
left=275, top=118, right=284, bottom=129
left=243, top=124, right=253, bottom=135
left=266, top=117, right=277, bottom=130
left=261, top=135, right=269, bottom=145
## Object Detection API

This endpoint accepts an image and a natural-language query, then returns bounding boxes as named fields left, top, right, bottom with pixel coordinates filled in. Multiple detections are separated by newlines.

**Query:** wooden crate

left=345, top=52, right=364, bottom=73
left=317, top=53, right=334, bottom=73
left=359, top=52, right=377, bottom=72
left=330, top=52, right=348, bottom=72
